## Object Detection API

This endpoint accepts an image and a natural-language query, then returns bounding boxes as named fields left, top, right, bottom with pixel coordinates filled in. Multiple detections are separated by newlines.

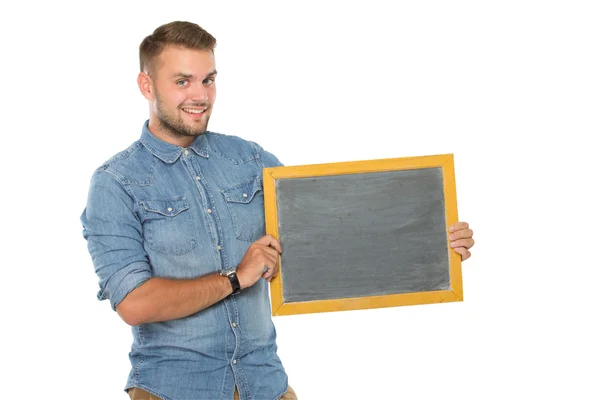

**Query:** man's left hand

left=448, top=221, right=475, bottom=261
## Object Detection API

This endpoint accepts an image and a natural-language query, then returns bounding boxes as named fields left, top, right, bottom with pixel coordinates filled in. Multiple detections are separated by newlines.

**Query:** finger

left=453, top=247, right=471, bottom=261
left=263, top=245, right=280, bottom=260
left=448, top=229, right=473, bottom=240
left=461, top=250, right=471, bottom=261
left=255, top=235, right=283, bottom=253
left=260, top=256, right=277, bottom=274
left=261, top=249, right=278, bottom=266
left=262, top=269, right=273, bottom=281
left=262, top=258, right=279, bottom=275
left=449, top=221, right=469, bottom=233
left=450, top=238, right=475, bottom=249
left=262, top=260, right=280, bottom=280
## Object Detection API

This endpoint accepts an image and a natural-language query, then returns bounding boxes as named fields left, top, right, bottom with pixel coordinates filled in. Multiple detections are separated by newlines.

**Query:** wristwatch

left=220, top=269, right=241, bottom=295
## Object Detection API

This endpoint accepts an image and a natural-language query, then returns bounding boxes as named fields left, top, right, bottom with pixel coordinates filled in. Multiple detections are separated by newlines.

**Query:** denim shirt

left=81, top=121, right=288, bottom=400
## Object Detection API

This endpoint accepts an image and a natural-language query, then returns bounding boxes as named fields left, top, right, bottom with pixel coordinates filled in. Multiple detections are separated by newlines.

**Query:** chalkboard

left=263, top=154, right=462, bottom=316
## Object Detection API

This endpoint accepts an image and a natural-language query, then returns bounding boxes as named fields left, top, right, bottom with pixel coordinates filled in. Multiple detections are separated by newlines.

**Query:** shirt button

left=242, top=193, right=248, bottom=198
left=217, top=245, right=222, bottom=250
left=232, top=322, right=237, bottom=328
left=232, top=359, right=237, bottom=365
left=196, top=176, right=200, bottom=180
left=184, top=150, right=189, bottom=155
left=167, top=207, right=173, bottom=212
left=207, top=209, right=212, bottom=214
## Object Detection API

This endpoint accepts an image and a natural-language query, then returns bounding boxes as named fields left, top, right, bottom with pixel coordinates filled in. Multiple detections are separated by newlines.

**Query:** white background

left=1, top=1, right=598, bottom=399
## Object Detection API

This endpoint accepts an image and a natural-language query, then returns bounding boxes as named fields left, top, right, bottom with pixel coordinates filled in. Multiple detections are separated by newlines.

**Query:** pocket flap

left=221, top=176, right=262, bottom=204
left=141, top=199, right=189, bottom=217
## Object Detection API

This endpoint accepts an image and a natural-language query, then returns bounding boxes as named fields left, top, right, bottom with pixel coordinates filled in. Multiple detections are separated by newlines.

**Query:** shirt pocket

left=140, top=198, right=198, bottom=255
left=221, top=176, right=266, bottom=242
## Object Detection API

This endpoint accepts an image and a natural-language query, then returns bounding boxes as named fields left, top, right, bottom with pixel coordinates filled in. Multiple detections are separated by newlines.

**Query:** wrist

left=220, top=269, right=241, bottom=295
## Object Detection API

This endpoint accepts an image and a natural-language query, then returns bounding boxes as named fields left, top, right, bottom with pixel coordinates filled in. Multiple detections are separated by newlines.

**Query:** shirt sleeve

left=253, top=142, right=285, bottom=168
left=80, top=169, right=152, bottom=310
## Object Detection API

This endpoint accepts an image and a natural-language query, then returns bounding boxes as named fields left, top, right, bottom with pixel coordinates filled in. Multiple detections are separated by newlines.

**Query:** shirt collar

left=140, top=120, right=210, bottom=163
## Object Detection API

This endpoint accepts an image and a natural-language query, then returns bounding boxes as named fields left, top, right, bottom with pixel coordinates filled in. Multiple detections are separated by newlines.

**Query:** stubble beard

left=155, top=92, right=211, bottom=139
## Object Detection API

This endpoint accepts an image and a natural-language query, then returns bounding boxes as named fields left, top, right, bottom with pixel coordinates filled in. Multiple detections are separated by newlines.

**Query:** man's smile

left=181, top=107, right=207, bottom=115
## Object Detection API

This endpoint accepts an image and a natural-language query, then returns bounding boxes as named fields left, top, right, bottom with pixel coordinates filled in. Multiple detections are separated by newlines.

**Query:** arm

left=81, top=170, right=229, bottom=326
left=116, top=274, right=232, bottom=326
left=117, top=234, right=282, bottom=326
left=82, top=169, right=282, bottom=326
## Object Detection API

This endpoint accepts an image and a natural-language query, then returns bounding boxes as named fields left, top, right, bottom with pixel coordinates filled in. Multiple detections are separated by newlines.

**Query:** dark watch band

left=221, top=270, right=241, bottom=295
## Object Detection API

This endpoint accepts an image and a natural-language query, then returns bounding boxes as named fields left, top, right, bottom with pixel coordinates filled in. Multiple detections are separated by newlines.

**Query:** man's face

left=149, top=45, right=217, bottom=139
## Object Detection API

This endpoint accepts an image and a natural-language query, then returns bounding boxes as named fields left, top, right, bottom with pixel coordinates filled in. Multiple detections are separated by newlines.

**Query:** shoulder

left=204, top=131, right=262, bottom=163
left=205, top=131, right=284, bottom=168
left=93, top=140, right=155, bottom=186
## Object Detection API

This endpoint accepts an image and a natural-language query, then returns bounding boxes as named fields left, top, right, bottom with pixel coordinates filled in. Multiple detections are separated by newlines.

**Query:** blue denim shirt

left=81, top=121, right=288, bottom=400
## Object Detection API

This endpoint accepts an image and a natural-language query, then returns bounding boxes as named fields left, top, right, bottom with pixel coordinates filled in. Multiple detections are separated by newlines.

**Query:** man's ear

left=137, top=71, right=154, bottom=101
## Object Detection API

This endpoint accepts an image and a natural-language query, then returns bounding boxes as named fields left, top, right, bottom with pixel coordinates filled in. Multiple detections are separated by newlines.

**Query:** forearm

left=116, top=273, right=232, bottom=326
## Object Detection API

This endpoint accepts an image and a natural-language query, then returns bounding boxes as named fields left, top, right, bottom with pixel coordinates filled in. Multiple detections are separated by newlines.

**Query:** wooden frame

left=263, top=154, right=462, bottom=316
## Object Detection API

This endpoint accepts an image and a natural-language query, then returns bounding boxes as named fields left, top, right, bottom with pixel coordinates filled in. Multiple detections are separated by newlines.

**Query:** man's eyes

left=176, top=78, right=214, bottom=86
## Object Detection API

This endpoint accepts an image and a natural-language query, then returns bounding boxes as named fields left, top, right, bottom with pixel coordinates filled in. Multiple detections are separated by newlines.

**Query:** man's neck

left=148, top=118, right=195, bottom=148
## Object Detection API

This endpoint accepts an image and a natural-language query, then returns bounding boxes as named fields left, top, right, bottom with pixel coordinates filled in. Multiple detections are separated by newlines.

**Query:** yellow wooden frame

left=263, top=154, right=462, bottom=316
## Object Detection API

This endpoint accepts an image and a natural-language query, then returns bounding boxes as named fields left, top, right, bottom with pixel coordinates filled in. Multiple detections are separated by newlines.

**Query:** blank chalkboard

left=263, top=154, right=462, bottom=316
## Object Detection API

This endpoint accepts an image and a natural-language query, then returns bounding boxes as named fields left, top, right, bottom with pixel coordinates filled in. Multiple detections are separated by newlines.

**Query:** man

left=81, top=21, right=475, bottom=400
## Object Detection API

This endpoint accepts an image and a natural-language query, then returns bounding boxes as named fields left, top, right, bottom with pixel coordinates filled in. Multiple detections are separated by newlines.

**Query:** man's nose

left=190, top=84, right=209, bottom=103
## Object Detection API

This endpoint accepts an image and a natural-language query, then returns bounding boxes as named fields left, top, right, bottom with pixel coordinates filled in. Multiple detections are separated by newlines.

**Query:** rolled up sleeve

left=81, top=169, right=152, bottom=310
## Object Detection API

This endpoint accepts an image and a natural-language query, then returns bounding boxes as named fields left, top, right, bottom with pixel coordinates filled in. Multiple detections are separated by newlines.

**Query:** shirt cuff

left=99, top=261, right=152, bottom=310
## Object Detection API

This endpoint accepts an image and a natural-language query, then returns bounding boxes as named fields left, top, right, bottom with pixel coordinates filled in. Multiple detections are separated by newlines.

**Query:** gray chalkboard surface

left=264, top=155, right=462, bottom=316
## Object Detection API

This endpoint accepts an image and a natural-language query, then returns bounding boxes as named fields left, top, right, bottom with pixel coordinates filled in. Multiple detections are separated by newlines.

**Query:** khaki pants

left=128, top=385, right=297, bottom=399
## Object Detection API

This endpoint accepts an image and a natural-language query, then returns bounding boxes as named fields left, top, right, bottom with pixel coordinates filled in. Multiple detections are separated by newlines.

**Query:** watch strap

left=223, top=270, right=241, bottom=295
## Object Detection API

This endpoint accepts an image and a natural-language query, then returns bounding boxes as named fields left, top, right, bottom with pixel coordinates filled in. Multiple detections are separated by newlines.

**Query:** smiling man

left=141, top=43, right=217, bottom=143
left=81, top=21, right=475, bottom=400
left=81, top=21, right=294, bottom=400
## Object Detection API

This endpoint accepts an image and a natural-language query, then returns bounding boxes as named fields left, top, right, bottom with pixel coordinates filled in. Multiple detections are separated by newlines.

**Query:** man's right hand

left=236, top=235, right=282, bottom=289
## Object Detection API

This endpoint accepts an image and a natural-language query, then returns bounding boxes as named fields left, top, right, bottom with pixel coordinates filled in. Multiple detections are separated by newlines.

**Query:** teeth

left=183, top=108, right=205, bottom=114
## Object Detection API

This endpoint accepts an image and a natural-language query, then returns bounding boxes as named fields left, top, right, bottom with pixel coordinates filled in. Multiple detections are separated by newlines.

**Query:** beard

left=155, top=91, right=211, bottom=138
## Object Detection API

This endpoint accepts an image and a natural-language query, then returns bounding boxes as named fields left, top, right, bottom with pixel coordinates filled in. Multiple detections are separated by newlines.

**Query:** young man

left=81, top=21, right=475, bottom=400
